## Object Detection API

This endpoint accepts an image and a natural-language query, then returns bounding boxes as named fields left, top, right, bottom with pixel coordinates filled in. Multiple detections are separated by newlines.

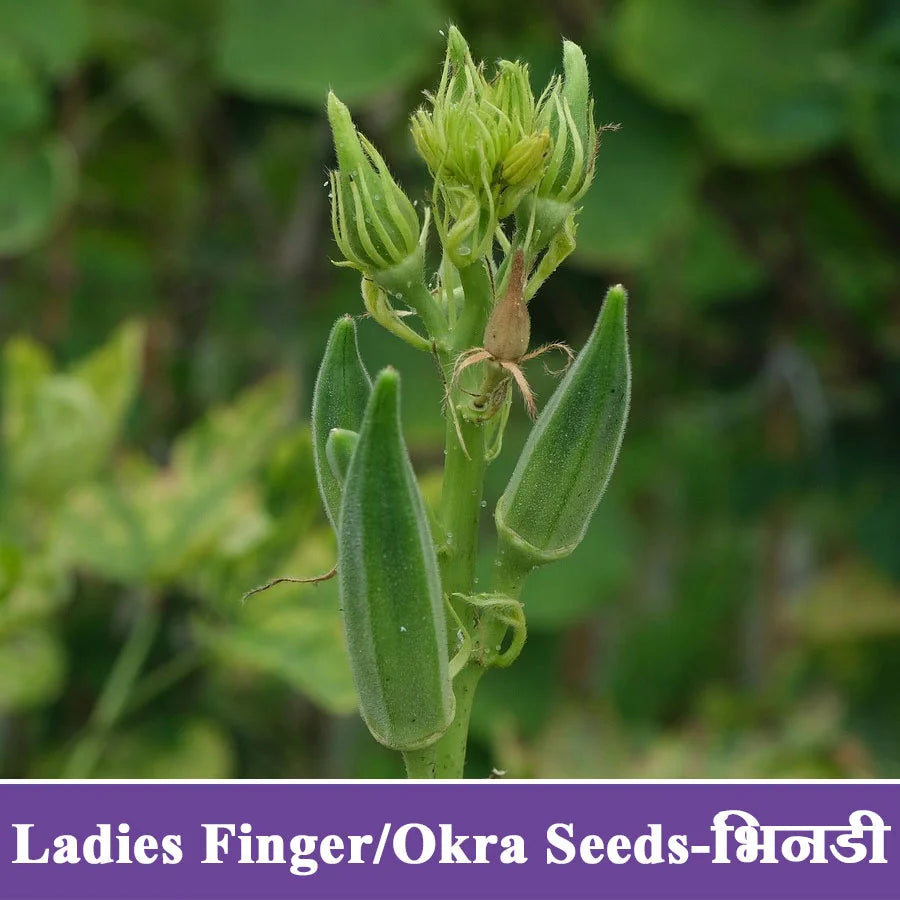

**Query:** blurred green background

left=0, top=0, right=898, bottom=779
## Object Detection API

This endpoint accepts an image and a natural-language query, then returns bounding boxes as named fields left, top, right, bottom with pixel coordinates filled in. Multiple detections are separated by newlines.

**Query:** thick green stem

left=411, top=261, right=496, bottom=780
left=453, top=261, right=493, bottom=352
left=427, top=663, right=483, bottom=777
left=64, top=595, right=159, bottom=778
left=439, top=417, right=486, bottom=600
left=402, top=744, right=438, bottom=778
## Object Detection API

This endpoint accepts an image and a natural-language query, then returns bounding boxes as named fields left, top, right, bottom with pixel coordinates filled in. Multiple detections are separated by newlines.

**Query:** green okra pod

left=495, top=285, right=630, bottom=566
left=326, top=428, right=359, bottom=487
left=311, top=316, right=371, bottom=530
left=338, top=368, right=453, bottom=751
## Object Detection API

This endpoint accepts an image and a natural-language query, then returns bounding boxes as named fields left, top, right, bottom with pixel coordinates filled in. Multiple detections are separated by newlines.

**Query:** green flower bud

left=411, top=29, right=554, bottom=265
left=311, top=316, right=372, bottom=531
left=327, top=92, right=425, bottom=288
left=538, top=40, right=597, bottom=205
left=495, top=286, right=630, bottom=567
left=325, top=428, right=358, bottom=486
left=493, top=60, right=536, bottom=137
left=339, top=369, right=454, bottom=751
left=516, top=40, right=599, bottom=257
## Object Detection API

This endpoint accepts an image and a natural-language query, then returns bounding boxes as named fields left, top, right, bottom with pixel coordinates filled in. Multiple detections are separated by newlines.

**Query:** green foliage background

left=0, top=0, right=898, bottom=778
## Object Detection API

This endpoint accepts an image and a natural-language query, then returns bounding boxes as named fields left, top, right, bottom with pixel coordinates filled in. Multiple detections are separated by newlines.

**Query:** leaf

left=1, top=323, right=143, bottom=499
left=96, top=720, right=234, bottom=779
left=199, top=535, right=356, bottom=715
left=848, top=26, right=900, bottom=197
left=215, top=0, right=442, bottom=106
left=56, top=376, right=292, bottom=584
left=0, top=627, right=65, bottom=711
left=0, top=43, right=47, bottom=136
left=573, top=73, right=699, bottom=269
left=0, top=0, right=89, bottom=77
left=171, top=373, right=294, bottom=481
left=791, top=560, right=900, bottom=643
left=0, top=137, right=76, bottom=255
left=72, top=320, right=146, bottom=430
left=610, top=0, right=855, bottom=165
left=675, top=207, right=767, bottom=306
left=0, top=544, right=69, bottom=638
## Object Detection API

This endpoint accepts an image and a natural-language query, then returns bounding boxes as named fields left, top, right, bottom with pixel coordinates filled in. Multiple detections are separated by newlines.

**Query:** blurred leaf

left=522, top=495, right=636, bottom=631
left=96, top=719, right=234, bottom=778
left=0, top=138, right=76, bottom=255
left=573, top=73, right=699, bottom=269
left=674, top=206, right=767, bottom=306
left=791, top=559, right=900, bottom=643
left=57, top=375, right=292, bottom=583
left=848, top=18, right=900, bottom=197
left=0, top=544, right=69, bottom=637
left=216, top=0, right=442, bottom=106
left=610, top=0, right=854, bottom=165
left=0, top=44, right=47, bottom=136
left=2, top=322, right=143, bottom=499
left=0, top=0, right=88, bottom=76
left=0, top=626, right=65, bottom=710
left=171, top=373, right=294, bottom=480
left=199, top=534, right=355, bottom=715
left=802, top=178, right=898, bottom=321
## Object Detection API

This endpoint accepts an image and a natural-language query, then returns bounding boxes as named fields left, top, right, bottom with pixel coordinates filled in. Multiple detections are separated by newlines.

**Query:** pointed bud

left=311, top=316, right=371, bottom=531
left=327, top=93, right=424, bottom=285
left=537, top=41, right=597, bottom=204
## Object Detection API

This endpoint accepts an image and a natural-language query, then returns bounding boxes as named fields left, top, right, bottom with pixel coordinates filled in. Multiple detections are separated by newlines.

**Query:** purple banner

left=2, top=781, right=898, bottom=899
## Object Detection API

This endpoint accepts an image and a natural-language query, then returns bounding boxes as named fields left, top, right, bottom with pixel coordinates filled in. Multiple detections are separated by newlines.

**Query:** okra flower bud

left=411, top=28, right=551, bottom=265
left=327, top=93, right=426, bottom=295
left=311, top=316, right=371, bottom=531
left=520, top=40, right=598, bottom=253
left=338, top=369, right=454, bottom=751
left=539, top=41, right=596, bottom=204
left=495, top=286, right=630, bottom=566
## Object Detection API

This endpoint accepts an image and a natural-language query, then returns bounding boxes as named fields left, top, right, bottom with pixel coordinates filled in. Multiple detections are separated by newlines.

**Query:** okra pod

left=311, top=316, right=371, bottom=530
left=338, top=368, right=453, bottom=750
left=495, top=285, right=630, bottom=566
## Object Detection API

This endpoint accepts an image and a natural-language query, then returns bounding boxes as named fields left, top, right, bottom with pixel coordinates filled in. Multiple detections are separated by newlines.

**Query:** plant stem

left=454, top=262, right=493, bottom=351
left=402, top=744, right=438, bottom=778
left=415, top=261, right=497, bottom=780
left=64, top=594, right=160, bottom=778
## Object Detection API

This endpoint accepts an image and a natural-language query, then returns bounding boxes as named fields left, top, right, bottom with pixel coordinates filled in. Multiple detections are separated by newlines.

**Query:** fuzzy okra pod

left=311, top=316, right=371, bottom=530
left=338, top=368, right=454, bottom=751
left=495, top=286, right=631, bottom=568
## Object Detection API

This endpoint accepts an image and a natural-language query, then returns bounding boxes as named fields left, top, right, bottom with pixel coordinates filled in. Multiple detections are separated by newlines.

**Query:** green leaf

left=610, top=0, right=854, bottom=165
left=0, top=0, right=89, bottom=77
left=0, top=44, right=47, bottom=136
left=0, top=544, right=69, bottom=638
left=0, top=627, right=65, bottom=711
left=1, top=322, right=142, bottom=500
left=56, top=375, right=291, bottom=584
left=0, top=137, right=76, bottom=255
left=216, top=0, right=442, bottom=106
left=573, top=75, right=699, bottom=269
left=848, top=18, right=900, bottom=197
left=95, top=720, right=234, bottom=779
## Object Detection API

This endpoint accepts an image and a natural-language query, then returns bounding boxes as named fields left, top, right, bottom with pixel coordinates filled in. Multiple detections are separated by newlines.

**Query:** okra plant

left=314, top=28, right=630, bottom=777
